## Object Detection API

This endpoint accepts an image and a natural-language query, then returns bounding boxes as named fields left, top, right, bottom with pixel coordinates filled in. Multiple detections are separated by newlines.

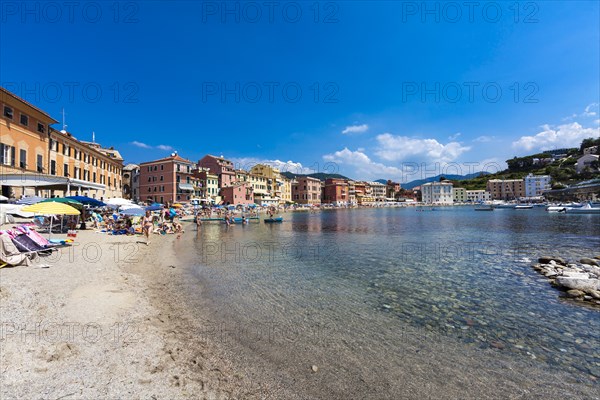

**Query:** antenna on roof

left=60, top=108, right=67, bottom=134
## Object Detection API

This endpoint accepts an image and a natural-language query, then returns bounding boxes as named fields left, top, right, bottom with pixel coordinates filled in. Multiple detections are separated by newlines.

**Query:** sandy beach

left=0, top=224, right=273, bottom=399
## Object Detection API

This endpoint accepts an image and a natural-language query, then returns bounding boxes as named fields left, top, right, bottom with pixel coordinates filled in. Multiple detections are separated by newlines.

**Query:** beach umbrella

left=105, top=198, right=132, bottom=208
left=21, top=202, right=80, bottom=239
left=16, top=196, right=44, bottom=205
left=41, top=197, right=83, bottom=206
left=172, top=203, right=183, bottom=208
left=121, top=206, right=145, bottom=216
left=66, top=195, right=106, bottom=207
left=145, top=203, right=163, bottom=211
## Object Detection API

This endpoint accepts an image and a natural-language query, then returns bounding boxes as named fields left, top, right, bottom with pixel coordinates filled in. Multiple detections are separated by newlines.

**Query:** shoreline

left=2, top=222, right=599, bottom=399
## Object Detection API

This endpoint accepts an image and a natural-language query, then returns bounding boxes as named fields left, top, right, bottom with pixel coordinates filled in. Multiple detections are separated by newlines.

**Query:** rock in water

left=587, top=290, right=600, bottom=299
left=538, top=256, right=566, bottom=265
left=566, top=289, right=585, bottom=298
left=580, top=258, right=600, bottom=267
left=557, top=277, right=600, bottom=292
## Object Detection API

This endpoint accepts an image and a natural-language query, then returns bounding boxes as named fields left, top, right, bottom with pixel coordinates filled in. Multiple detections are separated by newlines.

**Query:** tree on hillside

left=580, top=137, right=600, bottom=153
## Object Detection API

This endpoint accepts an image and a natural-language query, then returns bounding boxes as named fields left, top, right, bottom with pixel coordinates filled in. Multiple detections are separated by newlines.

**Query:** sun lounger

left=11, top=234, right=55, bottom=255
left=0, top=234, right=38, bottom=267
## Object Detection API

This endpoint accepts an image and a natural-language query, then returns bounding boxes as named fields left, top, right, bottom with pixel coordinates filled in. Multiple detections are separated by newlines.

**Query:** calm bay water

left=189, top=207, right=600, bottom=396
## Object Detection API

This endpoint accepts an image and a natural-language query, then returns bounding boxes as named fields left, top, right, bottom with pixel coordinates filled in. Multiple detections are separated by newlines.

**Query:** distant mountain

left=402, top=172, right=490, bottom=189
left=374, top=179, right=388, bottom=184
left=281, top=171, right=350, bottom=181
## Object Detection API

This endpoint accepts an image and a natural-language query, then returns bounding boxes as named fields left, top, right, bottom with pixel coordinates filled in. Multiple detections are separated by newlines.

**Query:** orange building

left=139, top=153, right=200, bottom=204
left=322, top=178, right=349, bottom=205
left=1, top=87, right=124, bottom=199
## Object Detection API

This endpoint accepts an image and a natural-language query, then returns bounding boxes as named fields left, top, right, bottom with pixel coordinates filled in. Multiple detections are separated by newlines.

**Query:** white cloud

left=512, top=122, right=600, bottom=152
left=473, top=135, right=495, bottom=143
left=582, top=103, right=598, bottom=117
left=448, top=132, right=461, bottom=141
left=132, top=141, right=175, bottom=151
left=230, top=157, right=312, bottom=175
left=323, top=148, right=403, bottom=180
left=563, top=103, right=599, bottom=120
left=131, top=141, right=151, bottom=149
left=374, top=133, right=471, bottom=163
left=342, top=124, right=369, bottom=135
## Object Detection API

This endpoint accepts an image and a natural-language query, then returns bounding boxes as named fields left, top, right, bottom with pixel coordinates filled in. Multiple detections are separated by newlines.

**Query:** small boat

left=514, top=204, right=533, bottom=209
left=546, top=206, right=567, bottom=213
left=565, top=203, right=600, bottom=214
left=493, top=203, right=516, bottom=209
left=475, top=206, right=494, bottom=211
left=264, top=217, right=283, bottom=223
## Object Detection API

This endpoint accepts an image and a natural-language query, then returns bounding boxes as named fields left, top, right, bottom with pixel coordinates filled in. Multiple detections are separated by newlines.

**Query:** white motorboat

left=565, top=203, right=600, bottom=214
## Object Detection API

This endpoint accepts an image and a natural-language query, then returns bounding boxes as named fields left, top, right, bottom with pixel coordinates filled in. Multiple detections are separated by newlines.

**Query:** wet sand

left=1, top=223, right=599, bottom=399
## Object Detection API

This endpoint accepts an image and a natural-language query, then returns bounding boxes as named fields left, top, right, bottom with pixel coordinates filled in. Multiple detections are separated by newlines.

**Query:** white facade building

left=524, top=174, right=551, bottom=197
left=466, top=190, right=492, bottom=203
left=421, top=182, right=454, bottom=204
left=576, top=154, right=599, bottom=173
left=368, top=181, right=387, bottom=201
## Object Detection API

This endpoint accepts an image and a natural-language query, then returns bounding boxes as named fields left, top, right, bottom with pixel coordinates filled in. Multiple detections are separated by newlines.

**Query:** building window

left=37, top=123, right=45, bottom=133
left=19, top=149, right=27, bottom=168
left=20, top=114, right=29, bottom=126
left=64, top=163, right=69, bottom=177
left=37, top=154, right=43, bottom=172
left=50, top=160, right=56, bottom=175
left=0, top=144, right=14, bottom=166
left=160, top=165, right=163, bottom=170
left=3, top=106, right=13, bottom=119
left=93, top=172, right=96, bottom=182
left=160, top=175, right=163, bottom=181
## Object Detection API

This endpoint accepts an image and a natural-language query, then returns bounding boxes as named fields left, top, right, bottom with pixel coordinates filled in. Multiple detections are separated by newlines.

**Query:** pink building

left=198, top=155, right=236, bottom=189
left=220, top=182, right=254, bottom=205
left=292, top=176, right=322, bottom=205
left=139, top=153, right=199, bottom=204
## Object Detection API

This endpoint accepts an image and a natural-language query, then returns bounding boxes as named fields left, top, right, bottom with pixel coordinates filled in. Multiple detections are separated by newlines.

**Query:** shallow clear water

left=190, top=207, right=600, bottom=385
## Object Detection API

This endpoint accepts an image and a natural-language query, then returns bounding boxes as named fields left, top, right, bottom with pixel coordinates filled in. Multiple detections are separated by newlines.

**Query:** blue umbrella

left=145, top=203, right=163, bottom=211
left=16, top=196, right=45, bottom=205
left=121, top=206, right=145, bottom=216
left=66, top=196, right=106, bottom=207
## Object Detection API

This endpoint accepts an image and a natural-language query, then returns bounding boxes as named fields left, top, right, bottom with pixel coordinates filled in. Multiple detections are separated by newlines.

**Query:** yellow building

left=1, top=87, right=123, bottom=200
left=250, top=163, right=292, bottom=204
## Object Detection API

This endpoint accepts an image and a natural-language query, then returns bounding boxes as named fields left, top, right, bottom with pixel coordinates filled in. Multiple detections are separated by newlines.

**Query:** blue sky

left=1, top=1, right=599, bottom=182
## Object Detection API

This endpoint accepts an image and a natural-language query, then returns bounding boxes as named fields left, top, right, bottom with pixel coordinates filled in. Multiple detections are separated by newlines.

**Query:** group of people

left=142, top=206, right=184, bottom=245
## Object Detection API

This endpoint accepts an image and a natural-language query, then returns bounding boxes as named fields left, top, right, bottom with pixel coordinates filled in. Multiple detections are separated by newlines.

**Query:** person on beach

left=142, top=210, right=153, bottom=245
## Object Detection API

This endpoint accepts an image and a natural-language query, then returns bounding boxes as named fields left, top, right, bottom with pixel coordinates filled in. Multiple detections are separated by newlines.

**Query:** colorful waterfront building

left=486, top=179, right=525, bottom=200
left=292, top=176, right=322, bottom=205
left=198, top=154, right=236, bottom=189
left=466, top=190, right=492, bottom=203
left=195, top=167, right=220, bottom=203
left=139, top=152, right=200, bottom=204
left=123, top=164, right=140, bottom=201
left=220, top=182, right=254, bottom=205
left=453, top=187, right=467, bottom=202
left=322, top=178, right=349, bottom=205
left=1, top=87, right=123, bottom=200
left=386, top=180, right=401, bottom=200
left=368, top=181, right=387, bottom=202
left=421, top=181, right=454, bottom=204
left=524, top=174, right=551, bottom=198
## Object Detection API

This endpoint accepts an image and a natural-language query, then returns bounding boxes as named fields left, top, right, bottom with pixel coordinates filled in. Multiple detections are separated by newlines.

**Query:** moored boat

left=564, top=203, right=600, bottom=214
left=264, top=217, right=283, bottom=223
left=514, top=204, right=533, bottom=209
